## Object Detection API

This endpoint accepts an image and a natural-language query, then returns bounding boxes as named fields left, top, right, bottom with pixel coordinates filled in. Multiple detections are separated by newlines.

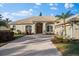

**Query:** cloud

left=0, top=4, right=4, bottom=7
left=34, top=3, right=41, bottom=9
left=49, top=3, right=58, bottom=6
left=29, top=9, right=33, bottom=12
left=1, top=12, right=14, bottom=20
left=49, top=3, right=58, bottom=10
left=11, top=9, right=33, bottom=16
left=35, top=3, right=41, bottom=5
left=1, top=9, right=33, bottom=21
left=50, top=13, right=54, bottom=16
left=50, top=7, right=57, bottom=10
left=65, top=3, right=74, bottom=9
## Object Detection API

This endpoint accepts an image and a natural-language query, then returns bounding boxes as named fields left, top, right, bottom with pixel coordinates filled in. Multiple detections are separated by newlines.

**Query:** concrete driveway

left=0, top=34, right=61, bottom=56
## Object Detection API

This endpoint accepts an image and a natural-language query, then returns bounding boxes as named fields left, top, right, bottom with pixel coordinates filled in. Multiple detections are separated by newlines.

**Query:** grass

left=52, top=40, right=79, bottom=56
left=55, top=43, right=79, bottom=56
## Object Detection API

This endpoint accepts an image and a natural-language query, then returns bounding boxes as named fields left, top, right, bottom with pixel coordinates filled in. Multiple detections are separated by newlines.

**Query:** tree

left=4, top=18, right=11, bottom=27
left=0, top=14, right=10, bottom=27
left=39, top=12, right=42, bottom=16
left=0, top=14, right=6, bottom=27
left=0, top=14, right=3, bottom=21
left=5, top=18, right=11, bottom=24
left=0, top=21, right=7, bottom=26
left=55, top=10, right=73, bottom=38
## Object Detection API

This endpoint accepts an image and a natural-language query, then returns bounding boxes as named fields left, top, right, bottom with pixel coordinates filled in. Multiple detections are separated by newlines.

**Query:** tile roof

left=10, top=16, right=56, bottom=25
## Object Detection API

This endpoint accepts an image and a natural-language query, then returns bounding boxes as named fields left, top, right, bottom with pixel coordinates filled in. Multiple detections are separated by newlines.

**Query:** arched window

left=26, top=25, right=32, bottom=32
left=46, top=25, right=53, bottom=32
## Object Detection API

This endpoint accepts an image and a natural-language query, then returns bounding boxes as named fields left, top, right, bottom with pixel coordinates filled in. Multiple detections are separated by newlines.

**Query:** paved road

left=0, top=34, right=61, bottom=56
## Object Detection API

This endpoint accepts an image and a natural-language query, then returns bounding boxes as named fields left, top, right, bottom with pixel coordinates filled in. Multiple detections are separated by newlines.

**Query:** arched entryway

left=36, top=22, right=43, bottom=34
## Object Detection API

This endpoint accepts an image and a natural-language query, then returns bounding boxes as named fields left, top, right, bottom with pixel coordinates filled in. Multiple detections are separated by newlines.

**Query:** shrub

left=0, top=31, right=14, bottom=42
left=51, top=35, right=70, bottom=43
left=17, top=30, right=21, bottom=34
left=0, top=21, right=8, bottom=27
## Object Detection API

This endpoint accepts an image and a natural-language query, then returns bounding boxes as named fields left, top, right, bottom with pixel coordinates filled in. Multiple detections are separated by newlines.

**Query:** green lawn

left=54, top=42, right=79, bottom=56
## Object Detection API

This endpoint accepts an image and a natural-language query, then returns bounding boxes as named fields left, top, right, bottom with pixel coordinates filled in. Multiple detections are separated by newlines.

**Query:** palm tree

left=4, top=18, right=12, bottom=27
left=56, top=10, right=73, bottom=38
left=5, top=18, right=11, bottom=24
left=0, top=14, right=9, bottom=27
left=39, top=12, right=42, bottom=16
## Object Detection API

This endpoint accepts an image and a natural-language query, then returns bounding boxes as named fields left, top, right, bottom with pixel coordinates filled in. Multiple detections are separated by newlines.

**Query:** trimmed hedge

left=0, top=31, right=14, bottom=42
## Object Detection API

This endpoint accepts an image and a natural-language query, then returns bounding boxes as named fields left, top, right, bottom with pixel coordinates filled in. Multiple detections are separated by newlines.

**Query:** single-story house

left=10, top=13, right=79, bottom=39
left=10, top=16, right=56, bottom=34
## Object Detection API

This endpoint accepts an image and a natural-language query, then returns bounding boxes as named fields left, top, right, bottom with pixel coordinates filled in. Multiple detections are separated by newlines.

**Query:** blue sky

left=0, top=3, right=79, bottom=21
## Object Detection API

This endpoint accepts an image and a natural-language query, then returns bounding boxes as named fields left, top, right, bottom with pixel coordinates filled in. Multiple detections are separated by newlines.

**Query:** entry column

left=43, top=22, right=46, bottom=34
left=32, top=23, right=36, bottom=34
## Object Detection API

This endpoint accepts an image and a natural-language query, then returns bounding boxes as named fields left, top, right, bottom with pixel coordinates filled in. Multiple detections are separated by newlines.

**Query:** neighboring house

left=10, top=16, right=56, bottom=34
left=66, top=14, right=79, bottom=39
left=55, top=14, right=79, bottom=39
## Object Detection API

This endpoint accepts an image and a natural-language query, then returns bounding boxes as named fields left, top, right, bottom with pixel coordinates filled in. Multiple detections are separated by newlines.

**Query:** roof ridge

left=66, top=13, right=79, bottom=21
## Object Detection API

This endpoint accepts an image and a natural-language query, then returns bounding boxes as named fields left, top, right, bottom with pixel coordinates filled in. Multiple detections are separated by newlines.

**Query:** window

left=26, top=25, right=32, bottom=32
left=47, top=25, right=53, bottom=32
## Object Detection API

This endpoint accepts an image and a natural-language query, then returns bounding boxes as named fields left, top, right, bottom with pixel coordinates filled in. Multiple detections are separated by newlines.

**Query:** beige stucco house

left=10, top=14, right=79, bottom=39
left=10, top=16, right=56, bottom=34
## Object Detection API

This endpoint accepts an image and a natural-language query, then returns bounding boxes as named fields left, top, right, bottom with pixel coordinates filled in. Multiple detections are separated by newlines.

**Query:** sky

left=0, top=3, right=79, bottom=21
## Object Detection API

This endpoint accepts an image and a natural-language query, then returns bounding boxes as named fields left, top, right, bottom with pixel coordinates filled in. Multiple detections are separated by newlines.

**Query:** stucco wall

left=10, top=25, right=27, bottom=33
left=15, top=25, right=26, bottom=33
left=10, top=24, right=34, bottom=34
left=55, top=25, right=63, bottom=35
left=31, top=24, right=35, bottom=34
left=66, top=25, right=72, bottom=39
left=73, top=24, right=79, bottom=39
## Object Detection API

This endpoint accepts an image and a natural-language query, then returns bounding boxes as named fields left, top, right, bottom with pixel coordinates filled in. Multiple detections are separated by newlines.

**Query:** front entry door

left=36, top=23, right=43, bottom=34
